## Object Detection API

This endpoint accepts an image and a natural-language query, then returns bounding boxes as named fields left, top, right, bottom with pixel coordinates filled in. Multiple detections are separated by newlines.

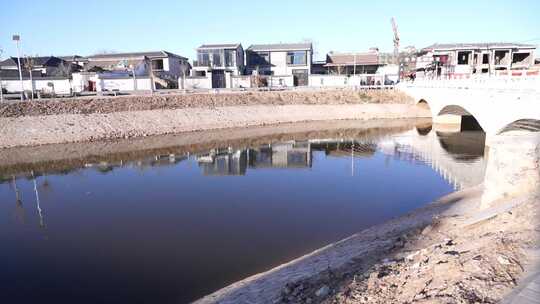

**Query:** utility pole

left=12, top=35, right=25, bottom=101
left=353, top=53, right=357, bottom=75
left=0, top=48, right=3, bottom=102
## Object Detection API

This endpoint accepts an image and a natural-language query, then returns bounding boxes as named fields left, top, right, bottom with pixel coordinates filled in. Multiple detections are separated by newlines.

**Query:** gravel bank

left=0, top=89, right=413, bottom=118
left=0, top=104, right=430, bottom=148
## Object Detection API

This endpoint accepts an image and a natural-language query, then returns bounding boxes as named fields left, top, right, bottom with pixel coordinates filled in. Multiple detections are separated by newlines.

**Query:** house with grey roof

left=0, top=56, right=71, bottom=77
left=416, top=42, right=537, bottom=78
left=191, top=43, right=244, bottom=89
left=246, top=43, right=313, bottom=86
left=324, top=51, right=381, bottom=75
left=58, top=55, right=88, bottom=72
left=85, top=51, right=190, bottom=89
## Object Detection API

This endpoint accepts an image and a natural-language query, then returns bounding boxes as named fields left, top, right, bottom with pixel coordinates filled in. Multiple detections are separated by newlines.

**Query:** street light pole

left=12, top=35, right=24, bottom=101
left=0, top=48, right=3, bottom=102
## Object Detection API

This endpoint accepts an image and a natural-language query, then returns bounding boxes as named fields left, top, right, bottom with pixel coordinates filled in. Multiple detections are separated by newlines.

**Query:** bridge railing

left=403, top=73, right=540, bottom=93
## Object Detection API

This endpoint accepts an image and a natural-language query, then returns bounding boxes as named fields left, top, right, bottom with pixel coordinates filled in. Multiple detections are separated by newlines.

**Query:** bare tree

left=23, top=56, right=35, bottom=100
left=58, top=61, right=72, bottom=77
left=302, top=37, right=319, bottom=60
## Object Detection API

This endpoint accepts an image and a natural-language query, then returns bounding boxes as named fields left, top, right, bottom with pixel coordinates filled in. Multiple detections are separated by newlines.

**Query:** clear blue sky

left=1, top=0, right=539, bottom=61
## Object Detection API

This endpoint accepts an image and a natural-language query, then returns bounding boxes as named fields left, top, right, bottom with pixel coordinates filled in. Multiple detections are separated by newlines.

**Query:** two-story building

left=85, top=51, right=190, bottom=89
left=246, top=43, right=313, bottom=86
left=416, top=42, right=537, bottom=79
left=191, top=43, right=244, bottom=88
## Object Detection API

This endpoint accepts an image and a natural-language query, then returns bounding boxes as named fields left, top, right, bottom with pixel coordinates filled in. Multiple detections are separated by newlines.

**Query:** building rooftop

left=0, top=69, right=64, bottom=80
left=197, top=43, right=242, bottom=50
left=247, top=43, right=312, bottom=52
left=58, top=55, right=88, bottom=62
left=0, top=56, right=65, bottom=67
left=423, top=42, right=537, bottom=51
left=325, top=52, right=379, bottom=66
left=87, top=51, right=187, bottom=60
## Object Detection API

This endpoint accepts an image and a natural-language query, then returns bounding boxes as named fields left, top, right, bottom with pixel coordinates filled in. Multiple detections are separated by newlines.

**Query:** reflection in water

left=31, top=171, right=45, bottom=229
left=12, top=175, right=25, bottom=224
left=0, top=124, right=493, bottom=304
left=436, top=131, right=485, bottom=162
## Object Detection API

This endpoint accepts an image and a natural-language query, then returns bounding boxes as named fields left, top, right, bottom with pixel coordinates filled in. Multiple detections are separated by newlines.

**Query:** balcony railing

left=192, top=60, right=236, bottom=68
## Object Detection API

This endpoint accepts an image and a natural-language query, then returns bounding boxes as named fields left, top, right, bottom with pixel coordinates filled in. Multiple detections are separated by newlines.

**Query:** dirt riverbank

left=0, top=118, right=429, bottom=178
left=0, top=104, right=429, bottom=148
left=0, top=89, right=413, bottom=118
left=0, top=89, right=424, bottom=148
left=196, top=189, right=540, bottom=304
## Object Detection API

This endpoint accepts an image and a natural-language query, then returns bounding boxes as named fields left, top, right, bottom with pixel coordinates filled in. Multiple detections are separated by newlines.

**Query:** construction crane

left=391, top=17, right=402, bottom=82
left=391, top=17, right=400, bottom=65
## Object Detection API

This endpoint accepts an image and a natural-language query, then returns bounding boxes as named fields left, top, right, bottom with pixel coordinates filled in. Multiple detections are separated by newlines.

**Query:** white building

left=246, top=43, right=313, bottom=86
left=189, top=43, right=244, bottom=89
left=85, top=51, right=190, bottom=90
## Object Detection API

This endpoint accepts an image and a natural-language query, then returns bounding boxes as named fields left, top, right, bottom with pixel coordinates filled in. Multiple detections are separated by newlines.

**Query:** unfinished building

left=415, top=42, right=537, bottom=79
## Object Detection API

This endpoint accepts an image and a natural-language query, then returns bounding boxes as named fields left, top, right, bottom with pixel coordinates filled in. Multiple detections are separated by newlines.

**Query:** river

left=0, top=119, right=487, bottom=303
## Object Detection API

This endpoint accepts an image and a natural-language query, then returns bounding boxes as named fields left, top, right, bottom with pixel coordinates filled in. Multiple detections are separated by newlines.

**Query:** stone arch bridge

left=398, top=77, right=540, bottom=206
left=398, top=77, right=540, bottom=136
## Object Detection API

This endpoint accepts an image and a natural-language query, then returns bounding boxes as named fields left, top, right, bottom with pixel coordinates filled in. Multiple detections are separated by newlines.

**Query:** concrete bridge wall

left=398, top=77, right=540, bottom=135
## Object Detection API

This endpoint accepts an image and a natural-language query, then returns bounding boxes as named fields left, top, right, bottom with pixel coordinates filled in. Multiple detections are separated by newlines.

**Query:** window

left=482, top=54, right=489, bottom=64
left=212, top=51, right=222, bottom=67
left=197, top=50, right=210, bottom=66
left=248, top=51, right=270, bottom=66
left=457, top=51, right=471, bottom=65
left=512, top=53, right=531, bottom=65
left=494, top=50, right=509, bottom=65
left=224, top=50, right=235, bottom=67
left=286, top=51, right=307, bottom=65
left=152, top=59, right=164, bottom=70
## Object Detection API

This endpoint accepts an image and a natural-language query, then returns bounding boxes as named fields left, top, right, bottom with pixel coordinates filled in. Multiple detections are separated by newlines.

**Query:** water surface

left=0, top=123, right=486, bottom=303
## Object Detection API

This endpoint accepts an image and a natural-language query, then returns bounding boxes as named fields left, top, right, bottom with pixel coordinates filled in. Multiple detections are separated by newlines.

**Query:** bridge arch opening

left=498, top=119, right=540, bottom=134
left=416, top=99, right=431, bottom=110
left=437, top=105, right=484, bottom=132
left=415, top=123, right=432, bottom=136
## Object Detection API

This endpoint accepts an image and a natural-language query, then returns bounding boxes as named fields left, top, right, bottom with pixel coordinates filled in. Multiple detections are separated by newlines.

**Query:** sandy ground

left=195, top=188, right=540, bottom=304
left=0, top=104, right=430, bottom=148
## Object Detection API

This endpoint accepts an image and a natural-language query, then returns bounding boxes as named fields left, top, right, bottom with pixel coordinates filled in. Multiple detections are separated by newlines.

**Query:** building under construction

left=415, top=42, right=537, bottom=79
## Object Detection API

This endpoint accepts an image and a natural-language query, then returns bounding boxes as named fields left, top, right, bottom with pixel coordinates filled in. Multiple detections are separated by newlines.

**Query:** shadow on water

left=0, top=119, right=498, bottom=304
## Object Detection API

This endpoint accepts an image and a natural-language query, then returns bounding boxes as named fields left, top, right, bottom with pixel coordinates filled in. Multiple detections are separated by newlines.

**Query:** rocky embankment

left=0, top=89, right=413, bottom=118
left=0, top=90, right=428, bottom=148
left=278, top=195, right=539, bottom=304
left=196, top=189, right=540, bottom=304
